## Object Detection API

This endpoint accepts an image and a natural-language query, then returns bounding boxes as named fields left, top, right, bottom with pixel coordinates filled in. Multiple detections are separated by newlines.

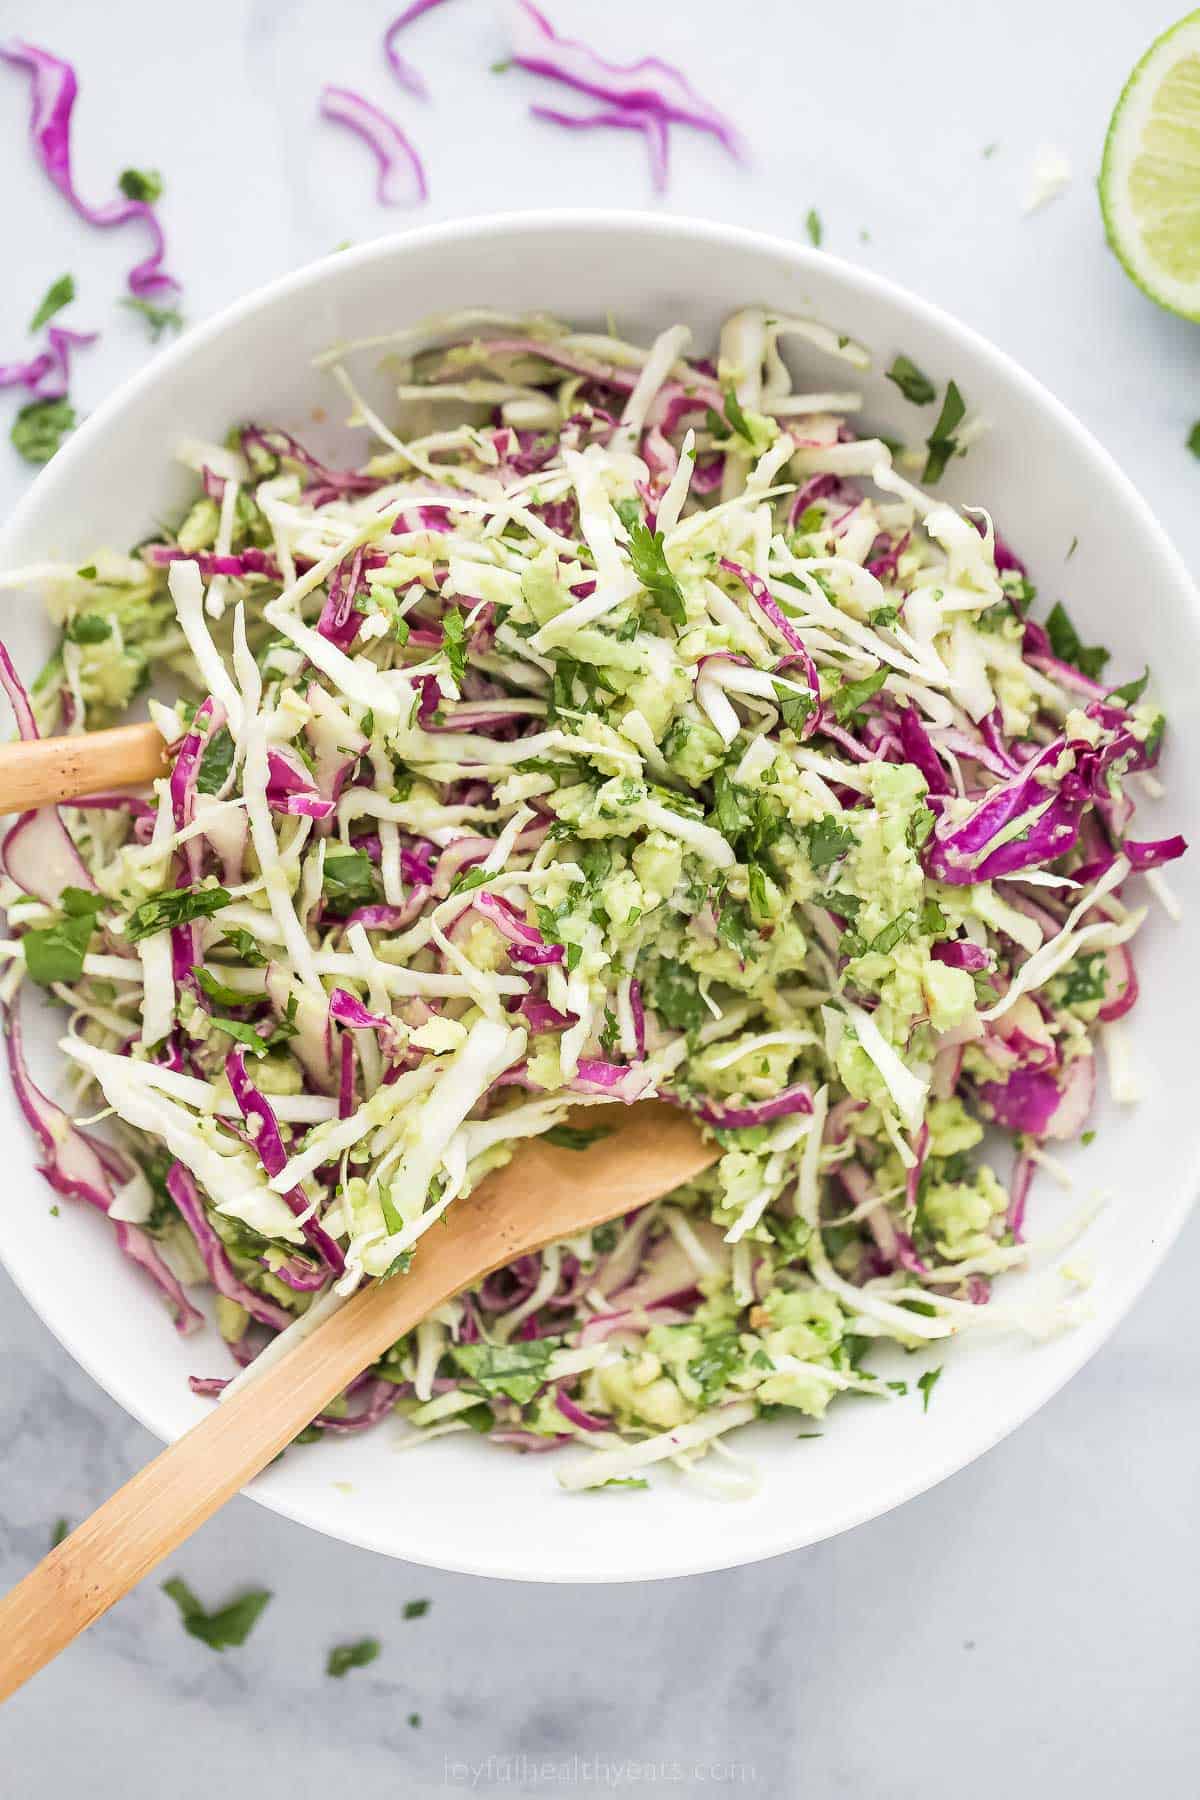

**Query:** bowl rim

left=2, top=206, right=1198, bottom=1582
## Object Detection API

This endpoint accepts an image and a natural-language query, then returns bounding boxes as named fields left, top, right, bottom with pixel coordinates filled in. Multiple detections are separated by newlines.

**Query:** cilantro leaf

left=50, top=1517, right=69, bottom=1549
left=162, top=1577, right=271, bottom=1650
left=717, top=899, right=754, bottom=959
left=722, top=387, right=755, bottom=442
left=916, top=1366, right=943, bottom=1412
left=802, top=816, right=855, bottom=870
left=614, top=496, right=641, bottom=531
left=922, top=380, right=966, bottom=483
left=122, top=297, right=184, bottom=341
left=1110, top=666, right=1150, bottom=707
left=687, top=1330, right=742, bottom=1404
left=885, top=354, right=937, bottom=405
left=627, top=521, right=686, bottom=625
left=22, top=896, right=99, bottom=984
left=65, top=612, right=112, bottom=645
left=448, top=865, right=489, bottom=897
left=1045, top=602, right=1109, bottom=681
left=860, top=907, right=919, bottom=957
left=907, top=805, right=935, bottom=851
left=650, top=960, right=707, bottom=1033
left=403, top=1599, right=430, bottom=1620
left=774, top=680, right=815, bottom=732
left=804, top=208, right=823, bottom=247
left=209, top=1018, right=271, bottom=1057
left=919, top=899, right=948, bottom=936
left=216, top=927, right=268, bottom=967
left=118, top=167, right=163, bottom=203
left=450, top=1340, right=560, bottom=1404
left=193, top=966, right=252, bottom=1007
left=327, top=1637, right=381, bottom=1677
left=322, top=851, right=377, bottom=914
left=126, top=885, right=232, bottom=942
left=1060, top=951, right=1108, bottom=1006
left=29, top=274, right=75, bottom=334
left=194, top=725, right=235, bottom=795
left=542, top=1124, right=613, bottom=1151
left=440, top=607, right=467, bottom=685
left=11, top=398, right=76, bottom=465
left=830, top=669, right=888, bottom=723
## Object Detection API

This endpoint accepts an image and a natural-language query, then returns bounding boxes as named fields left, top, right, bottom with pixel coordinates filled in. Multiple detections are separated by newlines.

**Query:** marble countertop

left=2, top=0, right=1199, bottom=1792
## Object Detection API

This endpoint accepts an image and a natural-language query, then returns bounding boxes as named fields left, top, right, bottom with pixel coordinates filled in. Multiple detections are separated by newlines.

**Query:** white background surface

left=1, top=0, right=1198, bottom=1792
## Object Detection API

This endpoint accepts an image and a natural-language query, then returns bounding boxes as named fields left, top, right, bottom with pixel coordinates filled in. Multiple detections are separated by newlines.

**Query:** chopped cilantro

left=922, top=380, right=966, bottom=483
left=907, top=805, right=935, bottom=851
left=11, top=397, right=76, bottom=465
left=599, top=1005, right=619, bottom=1055
left=830, top=669, right=888, bottom=723
left=322, top=851, right=377, bottom=913
left=209, top=1018, right=271, bottom=1057
left=628, top=520, right=686, bottom=624
left=448, top=865, right=489, bottom=897
left=122, top=297, right=184, bottom=340
left=919, top=898, right=948, bottom=936
left=127, top=885, right=232, bottom=942
left=543, top=1124, right=613, bottom=1151
left=802, top=816, right=855, bottom=870
left=687, top=1330, right=741, bottom=1404
left=1045, top=602, right=1109, bottom=681
left=50, top=1517, right=69, bottom=1549
left=774, top=680, right=815, bottom=732
left=885, top=355, right=936, bottom=406
left=327, top=1637, right=381, bottom=1677
left=1110, top=666, right=1150, bottom=707
left=118, top=167, right=163, bottom=203
left=161, top=1576, right=271, bottom=1650
left=196, top=725, right=235, bottom=795
left=450, top=1340, right=559, bottom=1404
left=649, top=960, right=706, bottom=1032
left=716, top=899, right=754, bottom=959
left=916, top=1366, right=943, bottom=1412
left=804, top=208, right=823, bottom=247
left=193, top=966, right=252, bottom=1007
left=1188, top=421, right=1200, bottom=459
left=216, top=927, right=268, bottom=967
left=440, top=607, right=467, bottom=684
left=29, top=273, right=75, bottom=334
left=64, top=611, right=112, bottom=646
left=1081, top=1129, right=1096, bottom=1147
left=403, top=1599, right=431, bottom=1620
left=1060, top=951, right=1108, bottom=1006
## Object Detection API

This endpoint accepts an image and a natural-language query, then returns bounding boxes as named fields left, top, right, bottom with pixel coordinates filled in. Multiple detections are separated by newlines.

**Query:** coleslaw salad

left=0, top=303, right=1183, bottom=1493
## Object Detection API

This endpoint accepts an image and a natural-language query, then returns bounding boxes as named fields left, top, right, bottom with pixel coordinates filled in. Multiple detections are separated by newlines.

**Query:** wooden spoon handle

left=0, top=721, right=167, bottom=813
left=0, top=1103, right=714, bottom=1702
left=0, top=1227, right=466, bottom=1704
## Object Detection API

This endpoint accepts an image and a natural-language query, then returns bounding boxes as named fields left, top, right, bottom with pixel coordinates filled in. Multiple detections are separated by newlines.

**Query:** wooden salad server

left=0, top=718, right=167, bottom=812
left=0, top=1105, right=715, bottom=1702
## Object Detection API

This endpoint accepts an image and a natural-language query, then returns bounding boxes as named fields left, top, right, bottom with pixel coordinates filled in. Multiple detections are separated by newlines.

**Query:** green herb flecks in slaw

left=0, top=304, right=1184, bottom=1494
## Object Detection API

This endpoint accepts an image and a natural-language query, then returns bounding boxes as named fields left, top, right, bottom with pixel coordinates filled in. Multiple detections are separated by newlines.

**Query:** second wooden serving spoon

left=0, top=1101, right=715, bottom=1703
left=0, top=723, right=716, bottom=1700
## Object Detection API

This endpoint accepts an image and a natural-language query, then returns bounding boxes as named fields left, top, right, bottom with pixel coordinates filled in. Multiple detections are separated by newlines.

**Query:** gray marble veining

left=2, top=0, right=1199, bottom=1792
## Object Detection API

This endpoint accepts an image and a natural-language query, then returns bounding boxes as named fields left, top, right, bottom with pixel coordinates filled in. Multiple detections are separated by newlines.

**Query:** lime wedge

left=1100, top=10, right=1200, bottom=320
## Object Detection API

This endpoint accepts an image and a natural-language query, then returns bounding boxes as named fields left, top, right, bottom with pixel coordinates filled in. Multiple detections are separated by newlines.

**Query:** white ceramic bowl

left=1, top=212, right=1197, bottom=1582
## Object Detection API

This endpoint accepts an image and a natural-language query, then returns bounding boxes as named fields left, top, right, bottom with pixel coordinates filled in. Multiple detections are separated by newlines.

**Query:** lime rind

left=1100, top=9, right=1200, bottom=321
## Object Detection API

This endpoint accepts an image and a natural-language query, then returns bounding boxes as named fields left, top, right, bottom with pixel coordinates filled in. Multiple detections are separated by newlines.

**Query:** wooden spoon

left=0, top=719, right=167, bottom=813
left=0, top=1102, right=715, bottom=1702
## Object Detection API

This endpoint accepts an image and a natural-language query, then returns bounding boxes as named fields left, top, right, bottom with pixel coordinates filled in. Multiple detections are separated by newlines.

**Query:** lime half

left=1100, top=10, right=1200, bottom=320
